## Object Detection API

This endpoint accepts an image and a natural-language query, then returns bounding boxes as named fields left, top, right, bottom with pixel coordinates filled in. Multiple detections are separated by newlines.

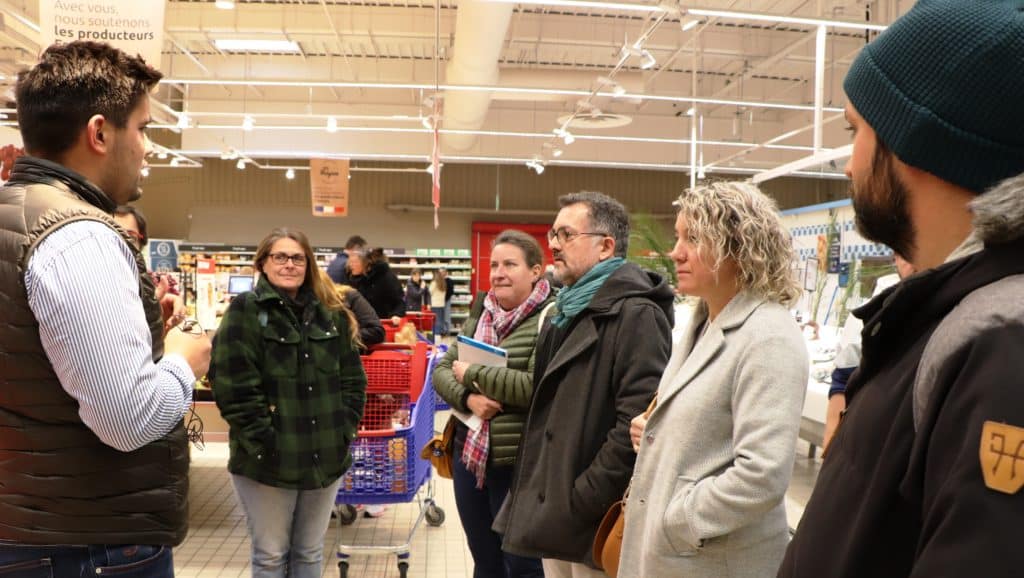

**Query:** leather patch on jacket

left=981, top=420, right=1024, bottom=494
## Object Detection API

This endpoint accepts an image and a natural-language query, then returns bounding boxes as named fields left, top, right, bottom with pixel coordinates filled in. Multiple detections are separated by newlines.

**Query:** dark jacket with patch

left=0, top=156, right=189, bottom=545
left=780, top=173, right=1024, bottom=578
left=211, top=276, right=367, bottom=490
left=497, top=262, right=674, bottom=564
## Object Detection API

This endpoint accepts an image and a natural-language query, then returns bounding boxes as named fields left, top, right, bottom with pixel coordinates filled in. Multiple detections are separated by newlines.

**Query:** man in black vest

left=0, top=41, right=211, bottom=576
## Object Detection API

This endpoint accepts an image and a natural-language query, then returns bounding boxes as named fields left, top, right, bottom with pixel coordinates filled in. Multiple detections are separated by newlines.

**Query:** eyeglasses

left=269, top=252, right=307, bottom=266
left=547, top=227, right=608, bottom=246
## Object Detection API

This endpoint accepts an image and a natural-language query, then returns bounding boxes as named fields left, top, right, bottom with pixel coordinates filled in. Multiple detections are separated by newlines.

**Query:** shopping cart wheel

left=398, top=561, right=410, bottom=577
left=425, top=503, right=445, bottom=526
left=338, top=560, right=349, bottom=578
left=336, top=504, right=358, bottom=526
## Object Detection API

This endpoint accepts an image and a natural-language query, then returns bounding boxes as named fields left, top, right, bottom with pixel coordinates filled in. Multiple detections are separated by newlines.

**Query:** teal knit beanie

left=843, top=0, right=1024, bottom=194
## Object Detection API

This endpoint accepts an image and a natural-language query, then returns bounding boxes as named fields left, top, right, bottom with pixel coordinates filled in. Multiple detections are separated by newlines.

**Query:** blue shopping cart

left=334, top=342, right=446, bottom=578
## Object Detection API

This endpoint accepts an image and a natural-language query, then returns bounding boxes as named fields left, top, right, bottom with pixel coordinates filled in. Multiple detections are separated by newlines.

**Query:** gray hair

left=558, top=191, right=630, bottom=257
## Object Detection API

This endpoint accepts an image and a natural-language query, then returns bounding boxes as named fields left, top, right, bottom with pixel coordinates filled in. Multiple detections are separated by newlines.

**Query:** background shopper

left=114, top=204, right=187, bottom=331
left=621, top=181, right=808, bottom=578
left=434, top=230, right=554, bottom=578
left=430, top=268, right=456, bottom=336
left=211, top=228, right=366, bottom=578
left=326, top=234, right=367, bottom=285
left=348, top=247, right=407, bottom=320
left=405, top=268, right=430, bottom=312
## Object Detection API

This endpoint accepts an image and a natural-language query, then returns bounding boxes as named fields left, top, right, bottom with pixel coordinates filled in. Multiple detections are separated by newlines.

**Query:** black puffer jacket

left=350, top=262, right=406, bottom=319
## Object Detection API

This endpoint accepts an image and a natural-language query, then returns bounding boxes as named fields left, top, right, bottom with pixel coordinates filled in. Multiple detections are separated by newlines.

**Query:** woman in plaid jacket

left=211, top=228, right=367, bottom=578
left=433, top=230, right=555, bottom=578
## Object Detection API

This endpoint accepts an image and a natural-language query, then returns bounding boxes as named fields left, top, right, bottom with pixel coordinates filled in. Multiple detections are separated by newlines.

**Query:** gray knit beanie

left=843, top=0, right=1024, bottom=194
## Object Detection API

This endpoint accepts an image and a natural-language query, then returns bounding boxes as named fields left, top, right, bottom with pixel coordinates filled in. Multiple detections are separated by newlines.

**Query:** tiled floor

left=175, top=413, right=823, bottom=577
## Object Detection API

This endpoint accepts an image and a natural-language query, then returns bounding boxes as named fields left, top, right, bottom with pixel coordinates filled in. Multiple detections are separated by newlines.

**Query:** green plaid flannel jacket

left=211, top=276, right=367, bottom=490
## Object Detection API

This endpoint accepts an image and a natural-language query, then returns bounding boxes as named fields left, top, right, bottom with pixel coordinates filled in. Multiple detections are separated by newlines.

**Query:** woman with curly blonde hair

left=618, top=181, right=809, bottom=578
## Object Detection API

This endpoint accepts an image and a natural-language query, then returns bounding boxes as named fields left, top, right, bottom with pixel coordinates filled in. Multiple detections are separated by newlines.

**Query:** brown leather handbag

left=420, top=416, right=456, bottom=479
left=592, top=395, right=658, bottom=577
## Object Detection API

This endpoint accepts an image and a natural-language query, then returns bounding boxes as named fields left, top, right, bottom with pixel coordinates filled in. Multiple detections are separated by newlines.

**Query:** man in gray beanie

left=780, top=1, right=1024, bottom=577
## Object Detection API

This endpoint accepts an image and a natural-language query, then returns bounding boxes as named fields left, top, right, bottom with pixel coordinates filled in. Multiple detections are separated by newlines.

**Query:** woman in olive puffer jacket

left=433, top=230, right=554, bottom=578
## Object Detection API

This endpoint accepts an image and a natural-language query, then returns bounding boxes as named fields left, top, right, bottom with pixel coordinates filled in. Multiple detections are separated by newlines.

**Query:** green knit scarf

left=551, top=257, right=625, bottom=328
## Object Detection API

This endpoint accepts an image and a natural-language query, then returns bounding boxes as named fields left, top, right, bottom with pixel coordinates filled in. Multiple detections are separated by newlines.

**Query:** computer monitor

left=227, top=275, right=255, bottom=295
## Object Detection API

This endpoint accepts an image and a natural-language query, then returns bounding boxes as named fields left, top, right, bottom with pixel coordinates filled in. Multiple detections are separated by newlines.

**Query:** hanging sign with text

left=40, top=0, right=167, bottom=66
left=310, top=158, right=350, bottom=217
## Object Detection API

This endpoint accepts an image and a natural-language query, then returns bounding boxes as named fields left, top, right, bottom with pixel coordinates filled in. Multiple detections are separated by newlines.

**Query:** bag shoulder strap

left=537, top=301, right=557, bottom=333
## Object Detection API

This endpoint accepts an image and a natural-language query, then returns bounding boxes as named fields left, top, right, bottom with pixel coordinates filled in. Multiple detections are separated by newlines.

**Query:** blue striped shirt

left=25, top=221, right=194, bottom=452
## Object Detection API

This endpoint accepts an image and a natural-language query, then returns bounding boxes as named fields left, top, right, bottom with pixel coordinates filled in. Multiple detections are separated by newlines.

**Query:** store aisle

left=174, top=414, right=822, bottom=578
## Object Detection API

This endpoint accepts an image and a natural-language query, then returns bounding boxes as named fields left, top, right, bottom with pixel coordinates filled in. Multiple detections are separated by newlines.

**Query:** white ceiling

left=0, top=0, right=913, bottom=179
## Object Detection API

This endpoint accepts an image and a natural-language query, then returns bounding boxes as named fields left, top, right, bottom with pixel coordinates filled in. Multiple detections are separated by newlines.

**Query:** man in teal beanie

left=780, top=1, right=1024, bottom=577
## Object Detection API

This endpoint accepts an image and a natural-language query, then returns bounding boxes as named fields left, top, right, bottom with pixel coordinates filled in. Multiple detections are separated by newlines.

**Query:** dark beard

left=851, top=141, right=916, bottom=261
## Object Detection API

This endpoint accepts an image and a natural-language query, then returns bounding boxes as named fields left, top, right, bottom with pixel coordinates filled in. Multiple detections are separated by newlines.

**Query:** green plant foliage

left=628, top=212, right=677, bottom=287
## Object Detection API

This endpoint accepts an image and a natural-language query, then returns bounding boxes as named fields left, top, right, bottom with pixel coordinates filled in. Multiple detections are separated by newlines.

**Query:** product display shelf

left=175, top=243, right=474, bottom=334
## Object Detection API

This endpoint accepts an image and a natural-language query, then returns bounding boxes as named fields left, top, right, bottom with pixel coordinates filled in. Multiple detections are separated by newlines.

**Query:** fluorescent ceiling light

left=215, top=0, right=236, bottom=8
left=236, top=158, right=246, bottom=170
left=170, top=158, right=181, bottom=167
left=163, top=77, right=844, bottom=113
left=140, top=167, right=150, bottom=178
left=242, top=115, right=254, bottom=131
left=326, top=116, right=338, bottom=133
left=285, top=168, right=295, bottom=179
left=214, top=39, right=301, bottom=53
left=482, top=0, right=887, bottom=31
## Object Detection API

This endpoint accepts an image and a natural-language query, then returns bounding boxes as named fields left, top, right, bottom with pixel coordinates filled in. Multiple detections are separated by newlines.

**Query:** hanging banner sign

left=310, top=158, right=350, bottom=217
left=39, top=0, right=167, bottom=66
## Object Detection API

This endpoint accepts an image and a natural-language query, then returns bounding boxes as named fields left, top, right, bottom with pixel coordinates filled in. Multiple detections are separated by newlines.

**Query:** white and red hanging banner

left=310, top=158, right=350, bottom=217
left=40, top=0, right=167, bottom=66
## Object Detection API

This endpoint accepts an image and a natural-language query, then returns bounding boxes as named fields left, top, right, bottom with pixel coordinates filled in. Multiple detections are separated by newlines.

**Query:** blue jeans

left=0, top=543, right=172, bottom=577
left=231, top=474, right=342, bottom=578
left=452, top=456, right=544, bottom=578
left=432, top=306, right=449, bottom=336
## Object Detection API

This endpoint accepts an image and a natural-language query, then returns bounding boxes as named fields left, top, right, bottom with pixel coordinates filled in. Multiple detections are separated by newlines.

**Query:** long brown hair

left=315, top=269, right=362, bottom=347
left=432, top=267, right=448, bottom=292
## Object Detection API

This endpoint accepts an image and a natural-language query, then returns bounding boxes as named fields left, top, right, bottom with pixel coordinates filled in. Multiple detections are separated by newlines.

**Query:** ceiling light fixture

left=553, top=127, right=575, bottom=145
left=170, top=158, right=181, bottom=167
left=176, top=113, right=190, bottom=130
left=680, top=17, right=700, bottom=31
left=326, top=116, right=338, bottom=133
left=213, top=39, right=302, bottom=53
left=525, top=158, right=546, bottom=175
left=576, top=100, right=602, bottom=118
left=236, top=158, right=246, bottom=170
left=543, top=142, right=564, bottom=158
left=285, top=168, right=295, bottom=179
left=639, top=49, right=657, bottom=70
left=157, top=151, right=168, bottom=159
left=215, top=0, right=236, bottom=8
left=421, top=115, right=435, bottom=130
left=140, top=167, right=150, bottom=178
left=686, top=107, right=696, bottom=116
left=596, top=76, right=627, bottom=97
left=242, top=115, right=254, bottom=131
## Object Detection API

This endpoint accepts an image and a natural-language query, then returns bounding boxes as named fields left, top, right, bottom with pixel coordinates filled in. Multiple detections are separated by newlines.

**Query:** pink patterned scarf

left=461, top=279, right=551, bottom=488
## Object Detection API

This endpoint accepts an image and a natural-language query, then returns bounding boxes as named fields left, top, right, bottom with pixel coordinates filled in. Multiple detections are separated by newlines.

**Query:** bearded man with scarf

left=494, top=191, right=674, bottom=578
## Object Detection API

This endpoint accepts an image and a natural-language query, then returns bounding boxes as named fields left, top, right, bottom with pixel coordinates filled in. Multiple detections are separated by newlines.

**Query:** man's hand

left=164, top=327, right=212, bottom=379
left=467, top=393, right=502, bottom=420
left=453, top=360, right=470, bottom=384
left=161, top=293, right=186, bottom=334
left=630, top=413, right=648, bottom=453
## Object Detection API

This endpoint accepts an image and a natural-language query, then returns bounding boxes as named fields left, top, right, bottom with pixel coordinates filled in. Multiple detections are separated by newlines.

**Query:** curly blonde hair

left=674, top=181, right=801, bottom=307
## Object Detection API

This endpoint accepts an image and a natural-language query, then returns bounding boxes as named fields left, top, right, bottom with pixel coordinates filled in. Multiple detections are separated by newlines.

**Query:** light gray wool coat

left=618, top=290, right=808, bottom=578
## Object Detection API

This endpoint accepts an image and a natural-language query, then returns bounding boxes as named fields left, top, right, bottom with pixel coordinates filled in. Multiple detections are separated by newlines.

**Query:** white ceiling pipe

left=442, top=0, right=514, bottom=151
